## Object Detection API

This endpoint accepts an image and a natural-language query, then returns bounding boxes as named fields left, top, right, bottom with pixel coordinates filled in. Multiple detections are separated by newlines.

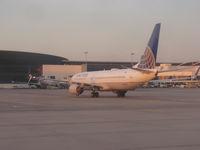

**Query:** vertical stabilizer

left=192, top=67, right=200, bottom=80
left=138, top=23, right=161, bottom=69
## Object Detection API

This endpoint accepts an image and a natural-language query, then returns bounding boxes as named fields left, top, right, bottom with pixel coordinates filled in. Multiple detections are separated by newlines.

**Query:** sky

left=0, top=0, right=200, bottom=62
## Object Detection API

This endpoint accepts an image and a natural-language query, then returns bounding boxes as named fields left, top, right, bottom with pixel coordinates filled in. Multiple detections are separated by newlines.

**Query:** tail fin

left=138, top=23, right=161, bottom=69
left=194, top=67, right=200, bottom=76
left=191, top=67, right=200, bottom=80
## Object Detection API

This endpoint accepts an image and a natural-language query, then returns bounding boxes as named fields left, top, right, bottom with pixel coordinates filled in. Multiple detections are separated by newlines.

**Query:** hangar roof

left=0, top=50, right=68, bottom=65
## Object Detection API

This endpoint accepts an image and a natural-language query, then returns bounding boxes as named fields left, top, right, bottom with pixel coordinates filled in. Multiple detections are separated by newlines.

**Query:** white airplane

left=68, top=23, right=185, bottom=97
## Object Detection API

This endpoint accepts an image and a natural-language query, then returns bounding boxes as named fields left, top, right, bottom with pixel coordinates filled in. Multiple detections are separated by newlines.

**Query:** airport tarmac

left=0, top=88, right=200, bottom=150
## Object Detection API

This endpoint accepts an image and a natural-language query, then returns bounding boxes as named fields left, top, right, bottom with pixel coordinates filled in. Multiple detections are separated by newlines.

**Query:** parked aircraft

left=28, top=75, right=68, bottom=89
left=68, top=23, right=193, bottom=97
left=148, top=66, right=200, bottom=88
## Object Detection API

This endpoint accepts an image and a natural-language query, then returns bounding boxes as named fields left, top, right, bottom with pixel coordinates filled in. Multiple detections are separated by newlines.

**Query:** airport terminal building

left=0, top=50, right=68, bottom=83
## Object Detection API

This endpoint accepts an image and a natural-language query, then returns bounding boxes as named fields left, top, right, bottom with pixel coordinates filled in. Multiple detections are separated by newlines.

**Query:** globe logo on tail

left=138, top=46, right=156, bottom=69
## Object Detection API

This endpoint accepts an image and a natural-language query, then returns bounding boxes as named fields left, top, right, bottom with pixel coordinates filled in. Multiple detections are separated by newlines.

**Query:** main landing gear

left=91, top=91, right=99, bottom=97
left=116, top=90, right=127, bottom=97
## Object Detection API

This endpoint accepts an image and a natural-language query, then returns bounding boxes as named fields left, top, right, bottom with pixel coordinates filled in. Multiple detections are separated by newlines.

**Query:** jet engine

left=69, top=84, right=84, bottom=96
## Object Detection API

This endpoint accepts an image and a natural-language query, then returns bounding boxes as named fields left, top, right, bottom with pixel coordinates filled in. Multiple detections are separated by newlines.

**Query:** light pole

left=84, top=51, right=88, bottom=71
left=130, top=52, right=135, bottom=66
left=84, top=51, right=88, bottom=64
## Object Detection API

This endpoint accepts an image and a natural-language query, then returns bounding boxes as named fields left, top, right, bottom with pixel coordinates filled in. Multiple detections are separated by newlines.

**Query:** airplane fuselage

left=71, top=69, right=156, bottom=91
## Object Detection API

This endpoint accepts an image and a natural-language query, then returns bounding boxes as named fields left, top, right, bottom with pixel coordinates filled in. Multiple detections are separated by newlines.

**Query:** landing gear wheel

left=116, top=91, right=127, bottom=97
left=91, top=92, right=99, bottom=98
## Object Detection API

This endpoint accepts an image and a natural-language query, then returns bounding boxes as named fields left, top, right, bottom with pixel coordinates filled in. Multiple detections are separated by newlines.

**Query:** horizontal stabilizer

left=121, top=65, right=155, bottom=74
left=131, top=67, right=155, bottom=74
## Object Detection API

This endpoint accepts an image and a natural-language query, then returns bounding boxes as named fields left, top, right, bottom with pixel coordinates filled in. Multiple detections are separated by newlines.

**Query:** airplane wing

left=157, top=66, right=195, bottom=73
left=71, top=82, right=103, bottom=90
left=177, top=61, right=200, bottom=66
left=152, top=77, right=191, bottom=83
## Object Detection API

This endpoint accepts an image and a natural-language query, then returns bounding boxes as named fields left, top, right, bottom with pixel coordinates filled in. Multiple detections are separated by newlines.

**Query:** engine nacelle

left=69, top=84, right=84, bottom=96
